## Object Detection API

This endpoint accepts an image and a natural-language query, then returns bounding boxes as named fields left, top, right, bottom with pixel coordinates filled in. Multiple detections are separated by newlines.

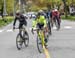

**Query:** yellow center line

left=43, top=46, right=51, bottom=58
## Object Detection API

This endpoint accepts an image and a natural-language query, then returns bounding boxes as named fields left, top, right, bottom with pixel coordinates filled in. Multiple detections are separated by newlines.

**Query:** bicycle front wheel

left=16, top=34, right=23, bottom=50
left=23, top=31, right=29, bottom=47
left=37, top=36, right=43, bottom=53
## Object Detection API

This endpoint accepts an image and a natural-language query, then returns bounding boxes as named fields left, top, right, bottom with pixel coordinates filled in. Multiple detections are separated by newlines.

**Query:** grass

left=61, top=15, right=75, bottom=21
left=0, top=16, right=14, bottom=28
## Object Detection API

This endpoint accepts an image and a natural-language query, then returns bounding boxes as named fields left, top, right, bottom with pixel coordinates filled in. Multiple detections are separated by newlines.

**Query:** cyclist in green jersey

left=32, top=10, right=48, bottom=45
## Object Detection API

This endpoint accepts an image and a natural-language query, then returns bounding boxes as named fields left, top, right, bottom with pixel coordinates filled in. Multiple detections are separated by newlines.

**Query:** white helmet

left=16, top=10, right=21, bottom=15
left=16, top=10, right=20, bottom=13
left=38, top=10, right=43, bottom=13
left=54, top=9, right=58, bottom=11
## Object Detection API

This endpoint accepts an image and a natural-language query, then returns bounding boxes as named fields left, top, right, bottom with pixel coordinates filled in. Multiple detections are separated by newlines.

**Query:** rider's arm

left=32, top=20, right=36, bottom=29
left=32, top=20, right=37, bottom=34
left=13, top=17, right=17, bottom=26
left=21, top=15, right=27, bottom=26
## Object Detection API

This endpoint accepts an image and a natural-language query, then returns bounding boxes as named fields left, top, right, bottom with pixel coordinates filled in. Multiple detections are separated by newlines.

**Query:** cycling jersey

left=13, top=14, right=27, bottom=29
left=32, top=15, right=47, bottom=29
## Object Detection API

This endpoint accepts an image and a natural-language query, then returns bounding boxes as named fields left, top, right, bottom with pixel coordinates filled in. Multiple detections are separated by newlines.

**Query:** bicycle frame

left=14, top=27, right=27, bottom=40
left=15, top=27, right=29, bottom=50
left=37, top=29, right=45, bottom=48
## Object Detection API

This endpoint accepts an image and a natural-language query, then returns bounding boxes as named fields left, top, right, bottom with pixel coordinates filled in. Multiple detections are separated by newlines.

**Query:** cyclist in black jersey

left=13, top=11, right=27, bottom=29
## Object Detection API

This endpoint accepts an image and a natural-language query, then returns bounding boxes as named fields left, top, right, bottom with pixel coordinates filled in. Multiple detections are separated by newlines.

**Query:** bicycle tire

left=16, top=34, right=23, bottom=50
left=23, top=31, right=29, bottom=47
left=37, top=36, right=43, bottom=53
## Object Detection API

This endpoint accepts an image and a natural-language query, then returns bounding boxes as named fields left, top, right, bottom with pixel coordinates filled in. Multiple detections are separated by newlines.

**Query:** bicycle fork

left=39, top=31, right=45, bottom=48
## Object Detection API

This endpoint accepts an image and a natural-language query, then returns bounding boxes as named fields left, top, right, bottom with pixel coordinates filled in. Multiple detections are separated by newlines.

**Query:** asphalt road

left=0, top=19, right=75, bottom=58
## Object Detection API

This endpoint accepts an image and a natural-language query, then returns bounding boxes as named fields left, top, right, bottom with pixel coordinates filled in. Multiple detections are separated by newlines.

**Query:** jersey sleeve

left=13, top=17, right=17, bottom=26
left=32, top=20, right=36, bottom=28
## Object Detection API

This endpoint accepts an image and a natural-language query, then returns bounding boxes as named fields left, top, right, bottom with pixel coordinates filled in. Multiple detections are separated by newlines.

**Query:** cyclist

left=32, top=10, right=48, bottom=46
left=51, top=9, right=61, bottom=28
left=46, top=9, right=52, bottom=35
left=13, top=10, right=27, bottom=33
left=39, top=9, right=52, bottom=35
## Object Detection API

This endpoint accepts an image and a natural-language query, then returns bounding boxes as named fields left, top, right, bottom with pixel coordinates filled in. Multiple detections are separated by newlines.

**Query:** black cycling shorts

left=37, top=23, right=44, bottom=29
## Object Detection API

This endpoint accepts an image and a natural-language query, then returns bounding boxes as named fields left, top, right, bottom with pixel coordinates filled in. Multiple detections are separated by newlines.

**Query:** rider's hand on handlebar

left=13, top=26, right=15, bottom=31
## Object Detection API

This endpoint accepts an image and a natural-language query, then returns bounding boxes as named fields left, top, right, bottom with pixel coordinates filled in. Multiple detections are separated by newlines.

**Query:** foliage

left=0, top=16, right=13, bottom=27
left=0, top=0, right=14, bottom=15
left=61, top=15, right=75, bottom=21
left=0, top=0, right=75, bottom=14
left=0, top=0, right=3, bottom=9
left=6, top=0, right=14, bottom=15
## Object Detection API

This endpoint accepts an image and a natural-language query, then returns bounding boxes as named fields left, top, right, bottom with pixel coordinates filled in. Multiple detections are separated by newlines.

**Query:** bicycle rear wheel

left=37, top=36, right=43, bottom=53
left=23, top=31, right=29, bottom=47
left=16, top=34, right=23, bottom=50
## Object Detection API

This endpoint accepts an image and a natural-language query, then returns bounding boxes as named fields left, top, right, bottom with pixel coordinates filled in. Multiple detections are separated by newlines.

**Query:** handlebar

left=13, top=27, right=26, bottom=31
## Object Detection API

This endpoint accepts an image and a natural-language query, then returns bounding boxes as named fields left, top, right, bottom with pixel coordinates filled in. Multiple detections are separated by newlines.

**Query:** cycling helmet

left=37, top=10, right=44, bottom=16
left=38, top=10, right=43, bottom=13
left=54, top=9, right=58, bottom=11
left=16, top=10, right=21, bottom=16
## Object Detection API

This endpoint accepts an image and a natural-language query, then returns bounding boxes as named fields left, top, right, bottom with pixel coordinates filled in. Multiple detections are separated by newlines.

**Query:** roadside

left=0, top=16, right=14, bottom=28
left=61, top=15, right=75, bottom=21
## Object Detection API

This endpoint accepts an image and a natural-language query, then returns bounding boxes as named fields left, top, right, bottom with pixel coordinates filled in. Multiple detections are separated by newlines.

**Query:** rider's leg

left=19, top=24, right=23, bottom=38
left=44, top=28, right=48, bottom=46
left=55, top=16, right=60, bottom=27
left=51, top=18, right=54, bottom=27
left=37, top=23, right=46, bottom=45
left=48, top=20, right=52, bottom=35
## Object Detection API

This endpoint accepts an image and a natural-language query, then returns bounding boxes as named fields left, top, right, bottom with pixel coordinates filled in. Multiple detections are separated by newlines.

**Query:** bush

left=61, top=15, right=75, bottom=21
left=0, top=16, right=14, bottom=27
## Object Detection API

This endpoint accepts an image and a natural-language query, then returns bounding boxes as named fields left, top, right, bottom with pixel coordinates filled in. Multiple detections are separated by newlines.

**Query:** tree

left=6, top=0, right=14, bottom=15
left=0, top=0, right=3, bottom=14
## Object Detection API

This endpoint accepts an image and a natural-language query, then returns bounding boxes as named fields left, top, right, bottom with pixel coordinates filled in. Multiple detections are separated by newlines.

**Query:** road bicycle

left=15, top=26, right=29, bottom=50
left=32, top=27, right=48, bottom=53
